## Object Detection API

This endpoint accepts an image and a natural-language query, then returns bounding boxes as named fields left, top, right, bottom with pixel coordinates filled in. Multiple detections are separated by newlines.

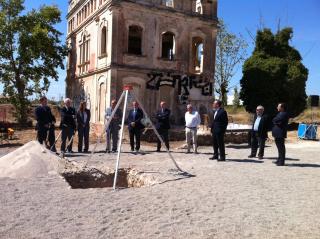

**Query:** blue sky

left=5, top=0, right=320, bottom=98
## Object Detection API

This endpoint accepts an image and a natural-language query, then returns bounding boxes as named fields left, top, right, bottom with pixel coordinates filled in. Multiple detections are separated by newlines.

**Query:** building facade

left=66, top=0, right=218, bottom=125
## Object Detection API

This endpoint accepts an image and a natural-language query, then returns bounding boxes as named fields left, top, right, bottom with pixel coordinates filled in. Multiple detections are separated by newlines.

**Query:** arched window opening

left=98, top=82, right=106, bottom=122
left=164, top=0, right=174, bottom=7
left=100, top=26, right=107, bottom=55
left=194, top=0, right=203, bottom=14
left=162, top=32, right=175, bottom=60
left=192, top=37, right=203, bottom=73
left=128, top=25, right=142, bottom=55
left=79, top=34, right=90, bottom=73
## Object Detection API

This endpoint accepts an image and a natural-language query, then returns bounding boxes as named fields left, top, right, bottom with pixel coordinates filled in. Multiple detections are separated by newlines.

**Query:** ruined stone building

left=66, top=0, right=218, bottom=125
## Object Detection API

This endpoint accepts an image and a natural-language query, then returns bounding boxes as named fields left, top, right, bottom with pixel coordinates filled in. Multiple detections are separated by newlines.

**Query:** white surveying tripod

left=89, top=85, right=186, bottom=190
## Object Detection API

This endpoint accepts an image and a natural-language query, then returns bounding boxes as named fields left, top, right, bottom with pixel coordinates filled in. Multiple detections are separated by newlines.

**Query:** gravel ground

left=0, top=140, right=320, bottom=239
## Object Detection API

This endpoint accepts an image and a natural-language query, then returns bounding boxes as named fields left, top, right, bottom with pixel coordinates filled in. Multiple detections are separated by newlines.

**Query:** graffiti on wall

left=146, top=72, right=213, bottom=104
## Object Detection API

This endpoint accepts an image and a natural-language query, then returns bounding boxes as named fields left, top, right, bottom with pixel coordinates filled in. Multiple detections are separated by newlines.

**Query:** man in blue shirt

left=249, top=105, right=269, bottom=159
left=105, top=99, right=122, bottom=153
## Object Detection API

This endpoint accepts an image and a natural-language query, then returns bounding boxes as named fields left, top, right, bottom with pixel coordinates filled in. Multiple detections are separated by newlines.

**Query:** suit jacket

left=127, top=108, right=145, bottom=130
left=155, top=108, right=171, bottom=130
left=76, top=109, right=91, bottom=129
left=272, top=112, right=289, bottom=138
left=60, top=106, right=76, bottom=129
left=105, top=107, right=122, bottom=130
left=35, top=105, right=56, bottom=129
left=252, top=114, right=269, bottom=139
left=211, top=108, right=228, bottom=134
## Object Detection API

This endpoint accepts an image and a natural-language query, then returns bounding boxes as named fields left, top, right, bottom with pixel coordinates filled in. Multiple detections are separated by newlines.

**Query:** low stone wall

left=139, top=128, right=250, bottom=145
left=89, top=124, right=250, bottom=145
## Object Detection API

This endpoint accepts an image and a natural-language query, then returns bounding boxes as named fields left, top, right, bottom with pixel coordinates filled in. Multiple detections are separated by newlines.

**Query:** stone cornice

left=67, top=0, right=218, bottom=37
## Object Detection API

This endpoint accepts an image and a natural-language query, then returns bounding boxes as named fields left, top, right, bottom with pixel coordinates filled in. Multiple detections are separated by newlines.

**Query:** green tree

left=215, top=19, right=247, bottom=106
left=0, top=0, right=67, bottom=125
left=240, top=27, right=308, bottom=118
left=232, top=86, right=240, bottom=108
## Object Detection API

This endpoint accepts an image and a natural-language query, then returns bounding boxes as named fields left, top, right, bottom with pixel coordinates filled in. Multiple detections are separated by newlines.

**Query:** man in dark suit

left=249, top=105, right=269, bottom=159
left=272, top=103, right=289, bottom=166
left=210, top=100, right=228, bottom=161
left=127, top=101, right=144, bottom=152
left=60, top=98, right=76, bottom=154
left=76, top=101, right=91, bottom=153
left=35, top=96, right=56, bottom=152
left=155, top=101, right=171, bottom=152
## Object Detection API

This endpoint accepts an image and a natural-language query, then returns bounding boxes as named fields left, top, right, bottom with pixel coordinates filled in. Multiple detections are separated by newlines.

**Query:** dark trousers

left=157, top=129, right=169, bottom=151
left=37, top=127, right=48, bottom=145
left=61, top=127, right=74, bottom=152
left=37, top=126, right=56, bottom=151
left=251, top=132, right=266, bottom=157
left=106, top=126, right=119, bottom=151
left=129, top=128, right=141, bottom=151
left=212, top=132, right=226, bottom=159
left=275, top=138, right=286, bottom=165
left=78, top=126, right=89, bottom=152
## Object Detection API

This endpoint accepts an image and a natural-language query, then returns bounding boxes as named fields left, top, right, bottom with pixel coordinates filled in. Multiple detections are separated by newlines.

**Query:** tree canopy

left=0, top=0, right=67, bottom=124
left=240, top=27, right=308, bottom=118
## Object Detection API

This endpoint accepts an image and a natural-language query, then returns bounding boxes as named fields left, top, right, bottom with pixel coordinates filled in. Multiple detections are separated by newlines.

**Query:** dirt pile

left=0, top=141, right=60, bottom=178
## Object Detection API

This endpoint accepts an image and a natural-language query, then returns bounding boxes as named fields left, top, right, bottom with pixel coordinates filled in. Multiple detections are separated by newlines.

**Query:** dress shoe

left=258, top=156, right=263, bottom=160
left=217, top=158, right=226, bottom=161
left=248, top=155, right=255, bottom=158
left=209, top=156, right=218, bottom=160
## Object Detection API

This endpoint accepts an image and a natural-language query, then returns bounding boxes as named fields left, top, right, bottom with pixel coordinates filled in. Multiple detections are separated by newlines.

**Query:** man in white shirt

left=185, top=104, right=201, bottom=153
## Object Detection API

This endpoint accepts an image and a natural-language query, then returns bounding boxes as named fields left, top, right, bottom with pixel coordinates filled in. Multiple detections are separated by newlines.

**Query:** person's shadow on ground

left=226, top=159, right=264, bottom=163
left=286, top=163, right=320, bottom=168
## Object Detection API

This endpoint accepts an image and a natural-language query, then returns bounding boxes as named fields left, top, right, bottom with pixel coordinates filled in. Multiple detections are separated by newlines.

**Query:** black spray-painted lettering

left=147, top=72, right=213, bottom=103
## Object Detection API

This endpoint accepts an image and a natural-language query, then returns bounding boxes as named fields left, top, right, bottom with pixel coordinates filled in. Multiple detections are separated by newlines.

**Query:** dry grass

left=292, top=107, right=320, bottom=123
left=225, top=106, right=252, bottom=124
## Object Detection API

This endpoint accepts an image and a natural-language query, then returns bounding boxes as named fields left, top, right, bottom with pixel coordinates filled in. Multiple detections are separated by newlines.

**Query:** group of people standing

left=35, top=96, right=90, bottom=155
left=104, top=100, right=171, bottom=153
left=182, top=100, right=289, bottom=166
left=246, top=103, right=289, bottom=166
left=35, top=96, right=289, bottom=166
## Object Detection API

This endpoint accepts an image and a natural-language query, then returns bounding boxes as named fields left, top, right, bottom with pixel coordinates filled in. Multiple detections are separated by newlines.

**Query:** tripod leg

left=130, top=92, right=185, bottom=173
left=113, top=90, right=129, bottom=190
left=50, top=130, right=62, bottom=151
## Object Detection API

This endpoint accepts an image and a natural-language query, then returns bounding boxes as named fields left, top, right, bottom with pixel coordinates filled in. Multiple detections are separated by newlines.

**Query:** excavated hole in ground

left=61, top=167, right=154, bottom=189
